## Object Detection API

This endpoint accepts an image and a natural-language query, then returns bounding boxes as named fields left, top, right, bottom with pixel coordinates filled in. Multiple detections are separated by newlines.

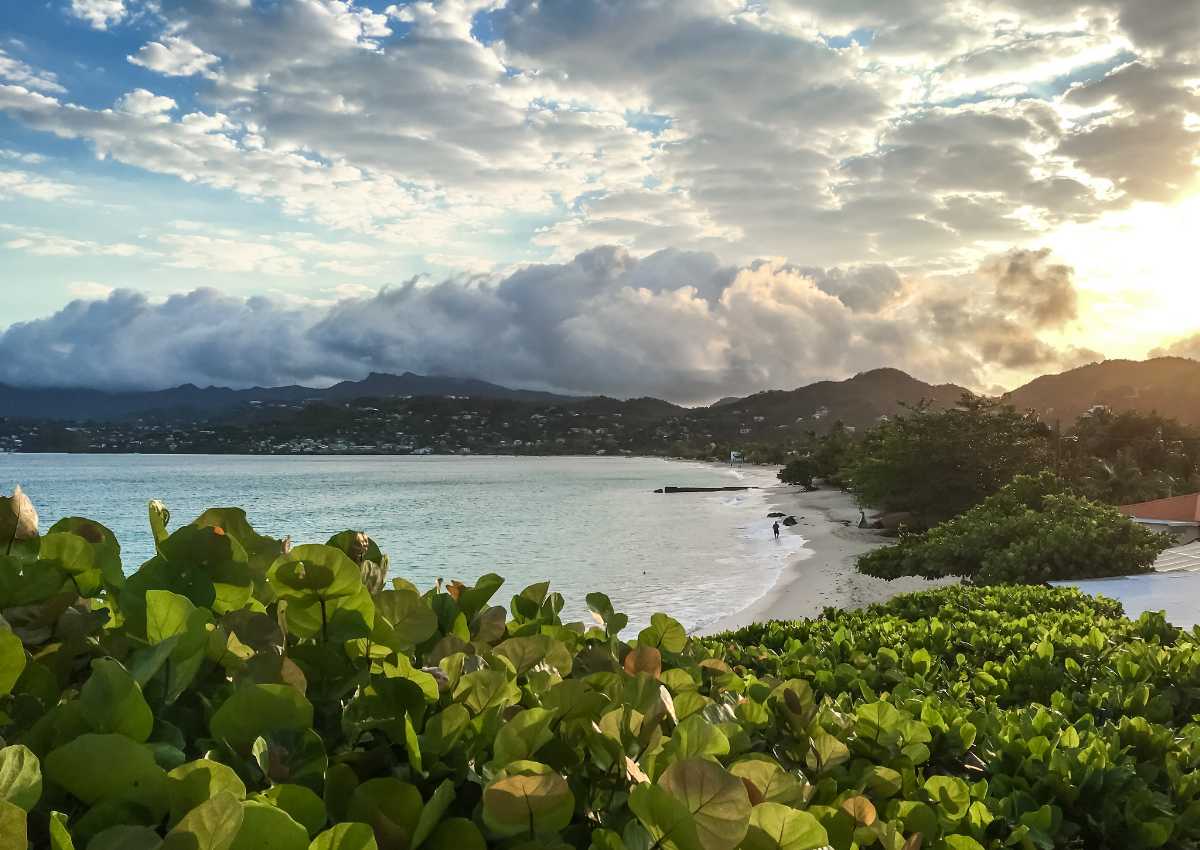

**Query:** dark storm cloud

left=0, top=246, right=1091, bottom=401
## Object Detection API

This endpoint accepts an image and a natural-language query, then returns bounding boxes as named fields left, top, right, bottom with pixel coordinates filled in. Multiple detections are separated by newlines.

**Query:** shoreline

left=701, top=483, right=956, bottom=634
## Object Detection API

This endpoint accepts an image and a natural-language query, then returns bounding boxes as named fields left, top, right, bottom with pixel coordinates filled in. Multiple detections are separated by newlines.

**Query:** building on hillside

left=1118, top=493, right=1200, bottom=544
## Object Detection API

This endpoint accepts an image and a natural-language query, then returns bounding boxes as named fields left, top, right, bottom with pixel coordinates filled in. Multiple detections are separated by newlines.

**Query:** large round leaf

left=638, top=613, right=687, bottom=653
left=659, top=758, right=751, bottom=850
left=163, top=791, right=244, bottom=850
left=0, top=744, right=41, bottom=811
left=257, top=784, right=326, bottom=838
left=0, top=798, right=25, bottom=850
left=210, top=684, right=314, bottom=752
left=267, top=546, right=362, bottom=600
left=423, top=818, right=484, bottom=850
left=741, top=803, right=829, bottom=850
left=924, top=776, right=970, bottom=821
left=482, top=763, right=574, bottom=839
left=346, top=778, right=423, bottom=850
left=230, top=801, right=308, bottom=850
left=87, top=825, right=163, bottom=850
left=80, top=659, right=153, bottom=742
left=45, top=734, right=167, bottom=810
left=629, top=782, right=702, bottom=850
left=310, top=822, right=379, bottom=850
left=167, top=760, right=247, bottom=827
left=48, top=517, right=122, bottom=586
left=374, top=590, right=438, bottom=647
left=0, top=630, right=25, bottom=697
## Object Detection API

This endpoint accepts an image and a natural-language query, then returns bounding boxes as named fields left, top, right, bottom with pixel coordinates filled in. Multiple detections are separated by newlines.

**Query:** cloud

left=0, top=49, right=65, bottom=94
left=0, top=169, right=76, bottom=202
left=128, top=37, right=221, bottom=78
left=0, top=245, right=1088, bottom=400
left=67, top=0, right=128, bottom=31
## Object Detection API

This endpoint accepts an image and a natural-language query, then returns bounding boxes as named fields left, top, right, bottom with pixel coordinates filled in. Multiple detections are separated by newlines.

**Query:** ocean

left=1, top=454, right=807, bottom=632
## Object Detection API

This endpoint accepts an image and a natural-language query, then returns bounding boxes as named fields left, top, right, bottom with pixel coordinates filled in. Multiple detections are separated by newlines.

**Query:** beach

left=704, top=483, right=956, bottom=632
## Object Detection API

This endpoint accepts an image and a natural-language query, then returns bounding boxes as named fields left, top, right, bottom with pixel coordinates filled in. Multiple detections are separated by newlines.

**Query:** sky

left=0, top=0, right=1197, bottom=402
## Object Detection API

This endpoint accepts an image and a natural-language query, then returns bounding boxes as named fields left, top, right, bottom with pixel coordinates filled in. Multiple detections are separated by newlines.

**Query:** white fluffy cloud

left=67, top=0, right=128, bottom=30
left=128, top=37, right=221, bottom=78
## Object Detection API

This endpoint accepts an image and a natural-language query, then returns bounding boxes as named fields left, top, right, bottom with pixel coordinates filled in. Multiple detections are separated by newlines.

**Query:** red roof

left=1119, top=493, right=1200, bottom=523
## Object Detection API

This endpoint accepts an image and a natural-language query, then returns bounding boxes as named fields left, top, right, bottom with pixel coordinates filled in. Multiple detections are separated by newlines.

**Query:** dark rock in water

left=767, top=512, right=785, bottom=518
left=782, top=516, right=798, bottom=526
left=657, top=485, right=755, bottom=493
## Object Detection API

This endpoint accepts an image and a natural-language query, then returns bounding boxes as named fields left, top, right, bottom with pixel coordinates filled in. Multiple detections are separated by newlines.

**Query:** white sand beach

left=704, top=484, right=956, bottom=633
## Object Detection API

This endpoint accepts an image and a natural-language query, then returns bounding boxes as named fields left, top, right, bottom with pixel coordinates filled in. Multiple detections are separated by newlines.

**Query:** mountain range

left=4, top=357, right=1200, bottom=429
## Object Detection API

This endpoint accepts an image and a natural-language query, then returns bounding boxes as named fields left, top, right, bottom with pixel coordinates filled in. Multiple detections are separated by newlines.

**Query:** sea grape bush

left=0, top=488, right=1198, bottom=849
left=856, top=472, right=1170, bottom=584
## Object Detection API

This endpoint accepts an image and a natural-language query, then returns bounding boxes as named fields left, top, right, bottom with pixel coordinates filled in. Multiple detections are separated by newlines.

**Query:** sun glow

left=1047, top=194, right=1200, bottom=357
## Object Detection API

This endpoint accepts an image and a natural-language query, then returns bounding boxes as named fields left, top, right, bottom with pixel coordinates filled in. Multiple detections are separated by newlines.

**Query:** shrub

left=856, top=472, right=1170, bottom=584
left=0, top=488, right=1197, bottom=849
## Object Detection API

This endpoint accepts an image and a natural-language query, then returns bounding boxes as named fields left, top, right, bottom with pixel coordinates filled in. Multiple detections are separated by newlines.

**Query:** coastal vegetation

left=856, top=473, right=1170, bottom=585
left=0, top=489, right=1196, bottom=849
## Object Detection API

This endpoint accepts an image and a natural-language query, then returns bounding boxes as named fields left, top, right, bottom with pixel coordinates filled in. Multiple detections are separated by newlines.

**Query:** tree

left=857, top=472, right=1170, bottom=585
left=778, top=456, right=818, bottom=488
left=845, top=395, right=1051, bottom=525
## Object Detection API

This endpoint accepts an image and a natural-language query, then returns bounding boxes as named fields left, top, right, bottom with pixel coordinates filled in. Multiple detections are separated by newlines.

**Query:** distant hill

left=0, top=372, right=580, bottom=422
left=1003, top=357, right=1200, bottom=425
left=687, top=368, right=971, bottom=435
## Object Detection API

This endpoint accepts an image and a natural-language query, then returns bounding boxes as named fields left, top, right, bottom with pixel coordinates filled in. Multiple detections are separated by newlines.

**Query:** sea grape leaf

left=942, top=837, right=984, bottom=850
left=163, top=791, right=244, bottom=850
left=80, top=658, right=154, bottom=742
left=149, top=501, right=171, bottom=547
left=741, top=802, right=829, bottom=850
left=494, top=635, right=573, bottom=677
left=924, top=776, right=970, bottom=822
left=0, top=744, right=41, bottom=811
left=0, top=629, right=27, bottom=696
left=45, top=734, right=168, bottom=810
left=623, top=646, right=662, bottom=679
left=728, top=757, right=806, bottom=807
left=268, top=546, right=362, bottom=600
left=639, top=613, right=687, bottom=654
left=423, top=818, right=485, bottom=850
left=659, top=758, right=751, bottom=850
left=422, top=705, right=471, bottom=757
left=411, top=780, right=455, bottom=849
left=805, top=731, right=849, bottom=775
left=167, top=759, right=247, bottom=827
left=374, top=590, right=438, bottom=646
left=0, top=798, right=25, bottom=850
left=450, top=573, right=504, bottom=620
left=251, top=729, right=328, bottom=791
left=87, top=825, right=163, bottom=850
left=629, top=782, right=702, bottom=850
left=492, top=708, right=556, bottom=767
left=840, top=795, right=877, bottom=826
left=346, top=778, right=424, bottom=849
left=49, top=811, right=75, bottom=850
left=667, top=715, right=730, bottom=762
left=310, top=822, right=379, bottom=850
left=323, top=764, right=359, bottom=824
left=146, top=590, right=196, bottom=645
left=482, top=763, right=574, bottom=838
left=453, top=670, right=521, bottom=715
left=230, top=800, right=309, bottom=850
left=256, top=784, right=327, bottom=838
left=210, top=684, right=314, bottom=752
left=37, top=533, right=95, bottom=576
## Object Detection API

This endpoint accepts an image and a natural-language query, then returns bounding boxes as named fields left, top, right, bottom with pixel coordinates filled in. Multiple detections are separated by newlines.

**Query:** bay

left=1, top=454, right=804, bottom=631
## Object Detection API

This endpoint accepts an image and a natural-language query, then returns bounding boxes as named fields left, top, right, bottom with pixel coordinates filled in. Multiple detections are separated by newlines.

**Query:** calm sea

left=1, top=454, right=805, bottom=632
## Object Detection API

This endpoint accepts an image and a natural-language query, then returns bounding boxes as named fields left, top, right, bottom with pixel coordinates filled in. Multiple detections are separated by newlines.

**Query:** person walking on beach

left=772, top=521, right=780, bottom=541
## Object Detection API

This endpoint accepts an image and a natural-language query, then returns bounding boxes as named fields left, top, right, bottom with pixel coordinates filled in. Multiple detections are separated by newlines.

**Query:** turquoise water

left=1, top=455, right=804, bottom=631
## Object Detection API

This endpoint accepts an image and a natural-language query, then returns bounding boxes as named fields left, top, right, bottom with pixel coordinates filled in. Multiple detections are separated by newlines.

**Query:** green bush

left=1, top=488, right=1198, bottom=849
left=856, top=472, right=1170, bottom=584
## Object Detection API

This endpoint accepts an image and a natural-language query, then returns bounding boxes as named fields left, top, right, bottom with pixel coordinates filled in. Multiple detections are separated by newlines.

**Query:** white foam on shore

left=683, top=477, right=813, bottom=634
